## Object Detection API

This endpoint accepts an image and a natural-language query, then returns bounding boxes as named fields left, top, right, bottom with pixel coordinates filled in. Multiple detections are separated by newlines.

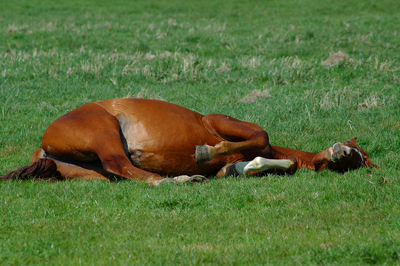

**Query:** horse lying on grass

left=1, top=98, right=379, bottom=185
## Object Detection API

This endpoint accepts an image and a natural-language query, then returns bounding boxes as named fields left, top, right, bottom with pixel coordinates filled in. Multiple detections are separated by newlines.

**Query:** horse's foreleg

left=269, top=145, right=317, bottom=170
left=218, top=156, right=298, bottom=176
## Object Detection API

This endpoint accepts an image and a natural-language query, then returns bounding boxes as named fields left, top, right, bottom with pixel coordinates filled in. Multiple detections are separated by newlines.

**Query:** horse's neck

left=270, top=145, right=318, bottom=170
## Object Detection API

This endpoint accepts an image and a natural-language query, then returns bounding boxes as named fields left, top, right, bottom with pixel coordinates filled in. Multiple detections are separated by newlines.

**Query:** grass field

left=1, top=0, right=400, bottom=264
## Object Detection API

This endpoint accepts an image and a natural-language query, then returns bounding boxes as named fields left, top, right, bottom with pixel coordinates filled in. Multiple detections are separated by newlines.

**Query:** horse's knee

left=256, top=131, right=269, bottom=149
left=215, top=141, right=231, bottom=154
left=101, top=154, right=131, bottom=176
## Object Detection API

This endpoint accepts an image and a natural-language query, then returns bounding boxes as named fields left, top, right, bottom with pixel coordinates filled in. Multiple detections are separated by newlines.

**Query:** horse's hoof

left=222, top=164, right=239, bottom=176
left=190, top=175, right=209, bottom=184
left=195, top=145, right=210, bottom=165
left=155, top=178, right=178, bottom=186
left=286, top=156, right=298, bottom=175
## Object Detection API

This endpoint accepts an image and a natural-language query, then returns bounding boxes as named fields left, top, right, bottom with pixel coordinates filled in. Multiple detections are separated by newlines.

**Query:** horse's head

left=312, top=137, right=379, bottom=172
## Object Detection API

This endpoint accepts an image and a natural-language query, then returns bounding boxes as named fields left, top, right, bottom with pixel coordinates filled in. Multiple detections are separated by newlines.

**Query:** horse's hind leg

left=48, top=158, right=113, bottom=181
left=235, top=156, right=297, bottom=175
left=31, top=149, right=112, bottom=181
left=196, top=114, right=270, bottom=164
left=41, top=103, right=170, bottom=185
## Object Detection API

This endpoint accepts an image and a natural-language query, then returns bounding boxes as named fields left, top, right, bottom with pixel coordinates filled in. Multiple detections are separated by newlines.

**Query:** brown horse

left=1, top=98, right=379, bottom=185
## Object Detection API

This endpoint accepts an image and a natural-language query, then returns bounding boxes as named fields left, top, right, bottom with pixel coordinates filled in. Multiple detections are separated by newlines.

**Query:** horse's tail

left=0, top=158, right=63, bottom=181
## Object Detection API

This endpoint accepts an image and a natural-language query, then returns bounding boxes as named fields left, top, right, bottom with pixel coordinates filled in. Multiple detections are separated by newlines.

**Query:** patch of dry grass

left=321, top=51, right=349, bottom=67
left=239, top=89, right=271, bottom=103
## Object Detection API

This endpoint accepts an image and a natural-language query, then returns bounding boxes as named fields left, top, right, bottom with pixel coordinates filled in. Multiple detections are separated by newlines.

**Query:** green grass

left=1, top=0, right=400, bottom=264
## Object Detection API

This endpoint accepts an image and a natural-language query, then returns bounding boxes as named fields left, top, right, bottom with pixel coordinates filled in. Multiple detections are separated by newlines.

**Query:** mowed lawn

left=1, top=0, right=400, bottom=264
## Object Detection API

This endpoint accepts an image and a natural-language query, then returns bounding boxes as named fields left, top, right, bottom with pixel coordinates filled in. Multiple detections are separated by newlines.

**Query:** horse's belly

left=110, top=98, right=223, bottom=175
left=121, top=122, right=221, bottom=175
left=122, top=120, right=215, bottom=155
left=129, top=150, right=201, bottom=176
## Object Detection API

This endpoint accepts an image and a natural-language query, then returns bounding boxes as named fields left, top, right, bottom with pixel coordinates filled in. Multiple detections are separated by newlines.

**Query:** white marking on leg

left=173, top=175, right=192, bottom=183
left=235, top=157, right=294, bottom=175
left=154, top=178, right=178, bottom=186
